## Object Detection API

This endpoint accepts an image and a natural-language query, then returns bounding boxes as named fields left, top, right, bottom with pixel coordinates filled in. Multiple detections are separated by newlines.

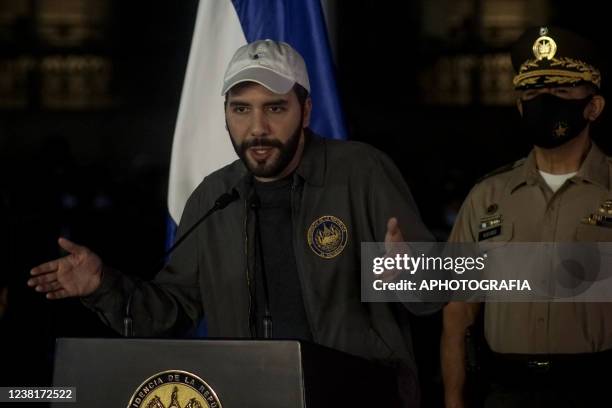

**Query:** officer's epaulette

left=476, top=158, right=526, bottom=183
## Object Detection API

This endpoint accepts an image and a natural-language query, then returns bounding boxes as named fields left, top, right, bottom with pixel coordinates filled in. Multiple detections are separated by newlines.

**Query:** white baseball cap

left=221, top=39, right=311, bottom=95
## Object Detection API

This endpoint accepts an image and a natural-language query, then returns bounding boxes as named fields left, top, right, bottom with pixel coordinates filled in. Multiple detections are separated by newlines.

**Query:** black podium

left=52, top=338, right=398, bottom=407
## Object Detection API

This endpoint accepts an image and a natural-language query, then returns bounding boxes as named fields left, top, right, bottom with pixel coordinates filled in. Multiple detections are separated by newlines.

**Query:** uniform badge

left=532, top=27, right=557, bottom=60
left=307, top=215, right=348, bottom=259
left=582, top=199, right=612, bottom=227
left=478, top=214, right=503, bottom=241
left=127, top=370, right=222, bottom=408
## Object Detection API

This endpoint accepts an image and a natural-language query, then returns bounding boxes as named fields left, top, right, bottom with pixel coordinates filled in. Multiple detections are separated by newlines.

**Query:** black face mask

left=520, top=93, right=592, bottom=149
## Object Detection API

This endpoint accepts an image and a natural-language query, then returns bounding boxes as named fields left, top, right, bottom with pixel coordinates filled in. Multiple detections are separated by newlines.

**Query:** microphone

left=123, top=188, right=240, bottom=337
left=163, top=189, right=239, bottom=260
left=250, top=193, right=273, bottom=339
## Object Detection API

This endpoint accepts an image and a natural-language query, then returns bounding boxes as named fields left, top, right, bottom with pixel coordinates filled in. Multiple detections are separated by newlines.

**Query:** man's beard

left=230, top=120, right=303, bottom=178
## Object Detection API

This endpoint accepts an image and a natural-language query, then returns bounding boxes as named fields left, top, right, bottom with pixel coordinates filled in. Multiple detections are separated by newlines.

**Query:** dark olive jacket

left=84, top=132, right=438, bottom=404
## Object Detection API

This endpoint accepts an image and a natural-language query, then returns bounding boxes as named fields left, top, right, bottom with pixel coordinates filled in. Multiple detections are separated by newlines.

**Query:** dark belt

left=487, top=349, right=612, bottom=382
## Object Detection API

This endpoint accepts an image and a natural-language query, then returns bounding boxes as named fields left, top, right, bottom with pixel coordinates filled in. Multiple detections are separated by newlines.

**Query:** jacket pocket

left=477, top=222, right=518, bottom=283
left=576, top=224, right=612, bottom=243
left=574, top=225, right=612, bottom=292
left=478, top=221, right=514, bottom=251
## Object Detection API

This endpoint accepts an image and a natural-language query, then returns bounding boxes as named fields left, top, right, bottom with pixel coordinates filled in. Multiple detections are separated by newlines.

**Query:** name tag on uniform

left=479, top=226, right=501, bottom=241
left=478, top=215, right=503, bottom=241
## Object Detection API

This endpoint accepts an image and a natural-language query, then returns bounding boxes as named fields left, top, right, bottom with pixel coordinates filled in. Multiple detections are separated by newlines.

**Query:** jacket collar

left=508, top=142, right=609, bottom=194
left=573, top=143, right=609, bottom=189
left=507, top=150, right=538, bottom=194
left=294, top=129, right=326, bottom=187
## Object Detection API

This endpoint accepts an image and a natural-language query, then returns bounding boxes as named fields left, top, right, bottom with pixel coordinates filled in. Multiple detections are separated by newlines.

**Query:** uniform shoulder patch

left=476, top=158, right=526, bottom=183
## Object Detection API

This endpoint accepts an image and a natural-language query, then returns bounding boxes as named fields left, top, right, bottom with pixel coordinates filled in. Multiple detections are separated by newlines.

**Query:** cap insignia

left=532, top=34, right=557, bottom=61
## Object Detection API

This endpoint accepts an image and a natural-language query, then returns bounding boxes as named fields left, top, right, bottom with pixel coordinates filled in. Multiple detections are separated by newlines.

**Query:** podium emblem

left=127, top=370, right=222, bottom=408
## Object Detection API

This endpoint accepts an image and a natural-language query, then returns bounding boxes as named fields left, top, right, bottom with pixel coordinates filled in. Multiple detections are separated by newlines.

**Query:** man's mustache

left=241, top=138, right=283, bottom=151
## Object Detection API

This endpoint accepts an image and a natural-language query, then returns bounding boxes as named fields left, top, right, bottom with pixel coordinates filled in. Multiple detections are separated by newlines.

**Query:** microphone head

left=215, top=189, right=240, bottom=209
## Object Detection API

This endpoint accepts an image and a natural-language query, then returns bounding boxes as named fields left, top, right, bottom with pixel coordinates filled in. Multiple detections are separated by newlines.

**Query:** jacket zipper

left=291, top=179, right=317, bottom=342
left=244, top=198, right=254, bottom=337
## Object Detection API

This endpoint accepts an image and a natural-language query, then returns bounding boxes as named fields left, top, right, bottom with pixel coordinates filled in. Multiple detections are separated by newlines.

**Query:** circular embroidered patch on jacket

left=307, top=215, right=348, bottom=259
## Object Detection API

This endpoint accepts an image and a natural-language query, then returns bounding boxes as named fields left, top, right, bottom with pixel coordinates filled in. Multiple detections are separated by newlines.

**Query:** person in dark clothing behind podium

left=28, top=39, right=440, bottom=406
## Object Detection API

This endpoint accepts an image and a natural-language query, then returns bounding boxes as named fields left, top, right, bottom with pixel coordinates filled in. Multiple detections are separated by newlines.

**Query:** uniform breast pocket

left=575, top=223, right=612, bottom=271
left=570, top=225, right=612, bottom=298
left=576, top=224, right=612, bottom=243
left=477, top=222, right=517, bottom=282
left=477, top=222, right=514, bottom=247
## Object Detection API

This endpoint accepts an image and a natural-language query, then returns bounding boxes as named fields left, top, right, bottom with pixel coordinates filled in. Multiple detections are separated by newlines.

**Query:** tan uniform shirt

left=449, top=143, right=612, bottom=354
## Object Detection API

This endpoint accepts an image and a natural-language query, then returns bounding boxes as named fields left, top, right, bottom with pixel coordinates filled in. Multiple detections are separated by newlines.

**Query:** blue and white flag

left=168, top=0, right=347, bottom=234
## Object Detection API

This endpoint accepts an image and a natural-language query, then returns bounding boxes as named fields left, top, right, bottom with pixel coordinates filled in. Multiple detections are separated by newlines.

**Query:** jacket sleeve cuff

left=80, top=266, right=121, bottom=307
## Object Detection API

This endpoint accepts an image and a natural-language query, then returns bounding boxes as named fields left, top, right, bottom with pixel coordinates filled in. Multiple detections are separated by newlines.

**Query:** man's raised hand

left=28, top=238, right=104, bottom=299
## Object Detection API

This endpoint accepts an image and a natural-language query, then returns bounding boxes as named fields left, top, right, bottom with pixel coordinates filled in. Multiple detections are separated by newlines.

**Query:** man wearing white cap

left=29, top=40, right=437, bottom=405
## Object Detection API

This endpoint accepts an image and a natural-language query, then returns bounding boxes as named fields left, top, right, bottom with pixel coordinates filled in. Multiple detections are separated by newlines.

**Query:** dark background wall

left=0, top=0, right=609, bottom=406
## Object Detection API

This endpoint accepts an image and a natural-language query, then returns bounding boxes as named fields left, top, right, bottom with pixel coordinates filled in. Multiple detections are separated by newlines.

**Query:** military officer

left=441, top=26, right=611, bottom=408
